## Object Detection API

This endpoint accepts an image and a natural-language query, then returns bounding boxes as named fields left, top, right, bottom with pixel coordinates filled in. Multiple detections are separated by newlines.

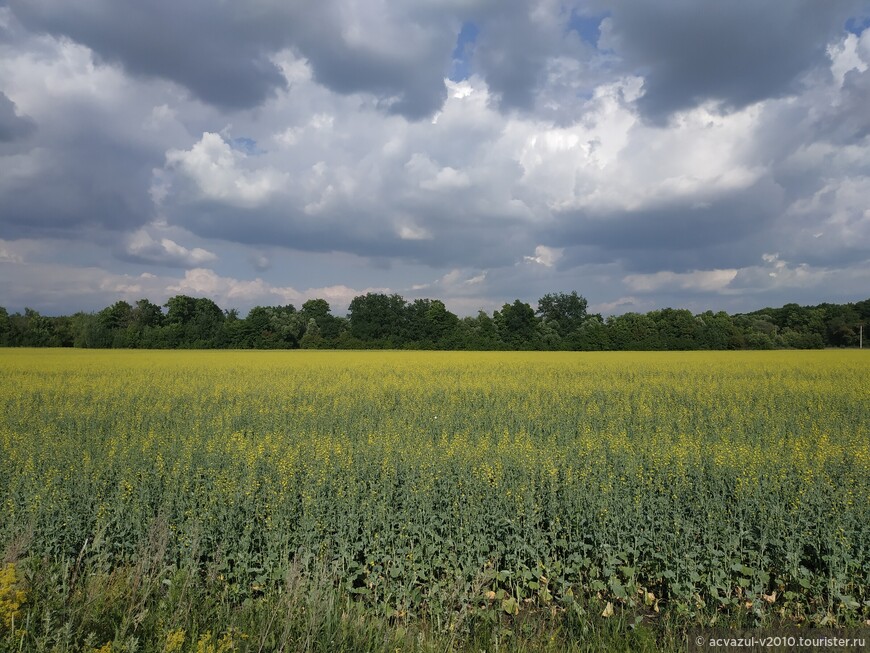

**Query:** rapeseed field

left=0, top=350, right=867, bottom=651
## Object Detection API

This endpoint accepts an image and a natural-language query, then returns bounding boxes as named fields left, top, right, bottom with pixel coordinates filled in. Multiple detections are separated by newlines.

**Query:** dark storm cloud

left=293, top=35, right=449, bottom=121
left=602, top=0, right=868, bottom=123
left=0, top=91, right=34, bottom=142
left=0, top=15, right=225, bottom=242
left=16, top=0, right=858, bottom=126
left=558, top=240, right=763, bottom=278
left=470, top=1, right=594, bottom=113
left=473, top=9, right=550, bottom=110
left=7, top=0, right=289, bottom=110
left=285, top=3, right=460, bottom=121
left=163, top=193, right=527, bottom=271
left=550, top=178, right=784, bottom=273
left=5, top=0, right=459, bottom=119
left=0, top=133, right=154, bottom=239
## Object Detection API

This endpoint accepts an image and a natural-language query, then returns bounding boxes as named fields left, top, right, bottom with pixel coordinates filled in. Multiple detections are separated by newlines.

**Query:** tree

left=17, top=308, right=59, bottom=347
left=423, top=299, right=459, bottom=348
left=536, top=291, right=588, bottom=337
left=606, top=312, right=658, bottom=350
left=131, top=299, right=163, bottom=329
left=648, top=308, right=698, bottom=350
left=219, top=308, right=246, bottom=347
left=536, top=318, right=562, bottom=350
left=299, top=318, right=323, bottom=349
left=820, top=303, right=859, bottom=347
left=0, top=307, right=9, bottom=346
left=99, top=300, right=133, bottom=331
left=495, top=300, right=539, bottom=349
left=301, top=298, right=331, bottom=320
left=744, top=330, right=775, bottom=350
left=348, top=293, right=407, bottom=345
left=696, top=311, right=743, bottom=350
left=188, top=298, right=225, bottom=347
left=243, top=305, right=302, bottom=348
left=164, top=295, right=198, bottom=325
left=404, top=298, right=459, bottom=348
left=567, top=315, right=611, bottom=350
left=301, top=298, right=341, bottom=340
left=160, top=295, right=226, bottom=347
left=5, top=294, right=870, bottom=351
left=68, top=312, right=108, bottom=348
left=456, top=311, right=501, bottom=350
left=781, top=329, right=824, bottom=349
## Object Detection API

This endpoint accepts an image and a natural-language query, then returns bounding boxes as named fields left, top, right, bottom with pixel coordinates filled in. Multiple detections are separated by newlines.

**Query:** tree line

left=0, top=292, right=867, bottom=350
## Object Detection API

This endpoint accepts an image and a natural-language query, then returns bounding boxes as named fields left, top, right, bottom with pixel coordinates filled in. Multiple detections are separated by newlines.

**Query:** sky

left=1, top=1, right=869, bottom=318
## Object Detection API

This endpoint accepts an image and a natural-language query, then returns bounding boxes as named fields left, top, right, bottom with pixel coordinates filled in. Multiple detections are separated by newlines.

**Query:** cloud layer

left=1, top=1, right=869, bottom=316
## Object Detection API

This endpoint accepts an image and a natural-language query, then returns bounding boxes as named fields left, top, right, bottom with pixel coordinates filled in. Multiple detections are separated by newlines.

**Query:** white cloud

left=249, top=252, right=271, bottom=271
left=408, top=268, right=491, bottom=314
left=623, top=269, right=738, bottom=293
left=0, top=240, right=24, bottom=263
left=397, top=222, right=432, bottom=240
left=0, top=38, right=130, bottom=115
left=729, top=254, right=822, bottom=290
left=165, top=132, right=288, bottom=207
left=125, top=228, right=217, bottom=267
left=464, top=272, right=486, bottom=285
left=500, top=74, right=769, bottom=219
left=0, top=263, right=170, bottom=312
left=788, top=177, right=870, bottom=240
left=273, top=113, right=335, bottom=147
left=590, top=296, right=642, bottom=316
left=828, top=32, right=869, bottom=86
left=524, top=245, right=563, bottom=267
left=419, top=166, right=471, bottom=191
left=777, top=175, right=870, bottom=266
left=309, top=284, right=388, bottom=311
left=168, top=268, right=281, bottom=301
left=143, top=104, right=177, bottom=131
left=166, top=268, right=386, bottom=312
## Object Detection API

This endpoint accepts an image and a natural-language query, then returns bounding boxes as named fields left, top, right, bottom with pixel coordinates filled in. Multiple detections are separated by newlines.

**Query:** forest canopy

left=1, top=292, right=867, bottom=351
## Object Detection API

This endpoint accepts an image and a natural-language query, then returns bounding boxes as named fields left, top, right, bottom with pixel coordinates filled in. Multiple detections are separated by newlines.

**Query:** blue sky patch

left=450, top=22, right=479, bottom=81
left=230, top=137, right=262, bottom=155
left=845, top=15, right=870, bottom=35
left=567, top=11, right=607, bottom=46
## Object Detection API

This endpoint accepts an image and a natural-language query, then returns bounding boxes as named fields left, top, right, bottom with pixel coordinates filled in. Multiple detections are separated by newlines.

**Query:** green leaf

left=502, top=597, right=519, bottom=615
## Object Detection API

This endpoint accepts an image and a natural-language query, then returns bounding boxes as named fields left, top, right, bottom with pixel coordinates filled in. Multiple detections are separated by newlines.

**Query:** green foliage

left=99, top=300, right=133, bottom=331
left=537, top=291, right=588, bottom=338
left=0, top=350, right=867, bottom=651
left=0, top=307, right=9, bottom=346
left=495, top=300, right=539, bottom=349
left=606, top=312, right=659, bottom=350
left=299, top=318, right=323, bottom=349
left=348, top=293, right=408, bottom=344
left=301, top=298, right=342, bottom=340
left=2, top=294, right=868, bottom=351
left=132, top=298, right=164, bottom=329
left=242, top=305, right=302, bottom=348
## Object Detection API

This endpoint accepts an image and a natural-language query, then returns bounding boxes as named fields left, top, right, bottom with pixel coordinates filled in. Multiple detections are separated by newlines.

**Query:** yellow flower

left=0, top=563, right=26, bottom=633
